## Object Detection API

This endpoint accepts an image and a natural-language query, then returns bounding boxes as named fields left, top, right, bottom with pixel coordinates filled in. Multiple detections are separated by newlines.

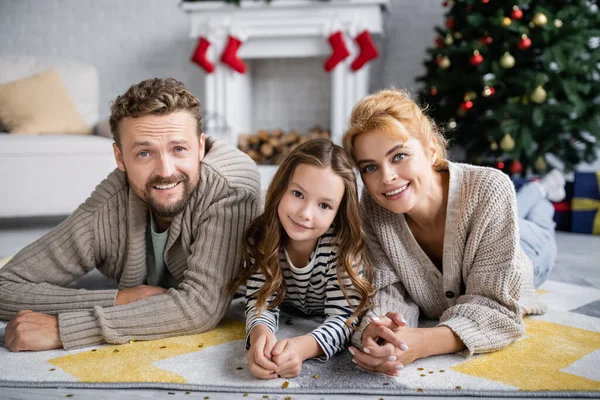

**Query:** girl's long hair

left=232, top=138, right=374, bottom=327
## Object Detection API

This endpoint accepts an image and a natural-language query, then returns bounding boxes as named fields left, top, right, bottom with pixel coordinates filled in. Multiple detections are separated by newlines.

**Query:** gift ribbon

left=571, top=172, right=600, bottom=235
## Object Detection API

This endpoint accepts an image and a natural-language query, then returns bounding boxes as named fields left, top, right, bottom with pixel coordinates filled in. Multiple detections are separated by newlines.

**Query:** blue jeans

left=517, top=182, right=557, bottom=287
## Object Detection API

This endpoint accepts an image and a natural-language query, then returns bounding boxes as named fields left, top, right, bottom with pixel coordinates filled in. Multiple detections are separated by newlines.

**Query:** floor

left=0, top=221, right=598, bottom=400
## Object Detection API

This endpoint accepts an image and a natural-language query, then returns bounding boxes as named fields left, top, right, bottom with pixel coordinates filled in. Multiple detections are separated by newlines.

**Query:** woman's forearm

left=419, top=326, right=465, bottom=358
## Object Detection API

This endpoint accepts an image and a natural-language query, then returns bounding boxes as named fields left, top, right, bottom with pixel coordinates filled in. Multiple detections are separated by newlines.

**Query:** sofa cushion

left=0, top=68, right=91, bottom=135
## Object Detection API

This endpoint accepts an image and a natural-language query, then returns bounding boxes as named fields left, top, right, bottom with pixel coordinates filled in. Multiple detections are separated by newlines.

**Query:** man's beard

left=128, top=170, right=199, bottom=219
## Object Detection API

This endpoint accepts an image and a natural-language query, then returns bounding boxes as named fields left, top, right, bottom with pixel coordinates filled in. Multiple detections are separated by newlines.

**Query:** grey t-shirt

left=146, top=214, right=178, bottom=289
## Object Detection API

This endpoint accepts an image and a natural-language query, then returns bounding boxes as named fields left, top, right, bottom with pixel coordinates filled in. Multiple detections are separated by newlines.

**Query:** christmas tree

left=418, top=0, right=600, bottom=175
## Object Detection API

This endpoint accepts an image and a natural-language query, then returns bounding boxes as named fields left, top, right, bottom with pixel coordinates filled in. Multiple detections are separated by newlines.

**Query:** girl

left=342, top=88, right=557, bottom=375
left=233, top=139, right=373, bottom=379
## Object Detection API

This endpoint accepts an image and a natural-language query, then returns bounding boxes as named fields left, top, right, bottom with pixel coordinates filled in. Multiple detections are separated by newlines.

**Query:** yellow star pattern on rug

left=49, top=319, right=245, bottom=383
left=453, top=318, right=600, bottom=391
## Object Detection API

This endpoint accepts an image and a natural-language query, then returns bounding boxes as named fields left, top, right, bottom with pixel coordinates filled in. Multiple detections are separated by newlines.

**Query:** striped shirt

left=245, top=228, right=361, bottom=361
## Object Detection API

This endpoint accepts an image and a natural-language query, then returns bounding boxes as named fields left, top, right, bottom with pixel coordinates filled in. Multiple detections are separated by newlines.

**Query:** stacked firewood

left=238, top=127, right=331, bottom=165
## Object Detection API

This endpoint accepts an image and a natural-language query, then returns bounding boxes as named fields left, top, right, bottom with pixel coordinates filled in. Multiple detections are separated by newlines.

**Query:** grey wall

left=0, top=0, right=444, bottom=120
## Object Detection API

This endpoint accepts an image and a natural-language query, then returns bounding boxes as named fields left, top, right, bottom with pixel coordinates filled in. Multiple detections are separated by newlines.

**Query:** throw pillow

left=0, top=68, right=91, bottom=135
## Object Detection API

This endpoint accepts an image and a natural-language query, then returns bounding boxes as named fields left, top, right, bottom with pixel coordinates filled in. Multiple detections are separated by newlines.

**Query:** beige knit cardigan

left=354, top=161, right=547, bottom=356
left=0, top=140, right=261, bottom=350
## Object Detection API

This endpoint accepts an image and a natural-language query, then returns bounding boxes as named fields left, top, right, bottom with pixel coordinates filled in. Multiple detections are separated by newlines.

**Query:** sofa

left=0, top=56, right=116, bottom=219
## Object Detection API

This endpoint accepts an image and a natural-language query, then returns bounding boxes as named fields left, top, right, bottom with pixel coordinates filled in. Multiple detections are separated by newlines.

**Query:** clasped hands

left=349, top=311, right=423, bottom=376
left=247, top=325, right=312, bottom=379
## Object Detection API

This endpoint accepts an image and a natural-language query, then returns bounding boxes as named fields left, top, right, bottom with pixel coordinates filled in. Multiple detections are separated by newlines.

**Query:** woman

left=342, top=88, right=560, bottom=376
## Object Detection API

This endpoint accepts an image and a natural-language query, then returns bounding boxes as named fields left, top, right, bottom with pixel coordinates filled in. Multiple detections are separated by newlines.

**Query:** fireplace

left=181, top=0, right=388, bottom=151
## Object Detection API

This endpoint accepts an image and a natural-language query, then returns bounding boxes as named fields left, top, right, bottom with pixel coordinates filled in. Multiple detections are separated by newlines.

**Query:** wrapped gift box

left=571, top=171, right=600, bottom=235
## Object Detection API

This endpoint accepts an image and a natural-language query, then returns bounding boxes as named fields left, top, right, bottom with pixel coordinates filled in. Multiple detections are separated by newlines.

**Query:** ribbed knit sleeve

left=0, top=174, right=126, bottom=320
left=438, top=171, right=525, bottom=356
left=57, top=143, right=261, bottom=350
left=351, top=199, right=420, bottom=349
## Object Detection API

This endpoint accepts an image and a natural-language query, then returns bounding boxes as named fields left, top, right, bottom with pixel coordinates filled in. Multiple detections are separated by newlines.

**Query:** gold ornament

left=447, top=119, right=457, bottom=129
left=500, top=52, right=515, bottom=68
left=532, top=12, right=548, bottom=26
left=534, top=156, right=547, bottom=172
left=531, top=85, right=547, bottom=104
left=482, top=86, right=493, bottom=97
left=490, top=141, right=498, bottom=151
left=439, top=56, right=451, bottom=69
left=554, top=19, right=563, bottom=28
left=445, top=33, right=454, bottom=45
left=502, top=17, right=512, bottom=26
left=453, top=31, right=463, bottom=39
left=465, top=91, right=477, bottom=100
left=500, top=133, right=515, bottom=151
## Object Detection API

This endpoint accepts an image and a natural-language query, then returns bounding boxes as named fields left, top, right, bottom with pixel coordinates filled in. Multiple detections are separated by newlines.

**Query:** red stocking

left=191, top=37, right=215, bottom=73
left=324, top=31, right=350, bottom=72
left=351, top=30, right=379, bottom=71
left=220, top=35, right=247, bottom=74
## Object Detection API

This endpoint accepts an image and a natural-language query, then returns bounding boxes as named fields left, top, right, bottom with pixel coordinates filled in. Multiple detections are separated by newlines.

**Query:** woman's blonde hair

left=343, top=88, right=448, bottom=170
left=232, top=139, right=374, bottom=327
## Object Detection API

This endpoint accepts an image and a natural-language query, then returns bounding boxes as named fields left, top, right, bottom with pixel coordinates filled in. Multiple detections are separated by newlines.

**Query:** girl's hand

left=247, top=325, right=278, bottom=379
left=271, top=338, right=304, bottom=378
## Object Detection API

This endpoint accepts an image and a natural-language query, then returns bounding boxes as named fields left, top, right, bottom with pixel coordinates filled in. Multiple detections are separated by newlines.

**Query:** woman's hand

left=350, top=312, right=424, bottom=376
left=247, top=325, right=278, bottom=379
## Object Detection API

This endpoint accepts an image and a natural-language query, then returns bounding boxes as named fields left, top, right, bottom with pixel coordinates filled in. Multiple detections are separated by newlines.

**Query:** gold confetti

left=91, top=349, right=97, bottom=352
left=113, top=349, right=119, bottom=353
left=160, top=346, right=167, bottom=349
left=440, top=369, right=445, bottom=373
left=185, top=392, right=191, bottom=395
left=204, top=397, right=209, bottom=400
left=263, top=396, right=269, bottom=399
left=379, top=398, right=385, bottom=400
left=383, top=382, right=390, bottom=386
left=285, top=397, right=291, bottom=400
left=65, top=395, right=73, bottom=398
left=428, top=371, right=433, bottom=374
left=313, top=374, right=319, bottom=379
left=198, top=344, right=204, bottom=348
left=243, top=395, right=249, bottom=398
left=168, top=393, right=175, bottom=396
left=417, top=367, right=424, bottom=371
left=420, top=374, right=426, bottom=377
left=49, top=368, right=56, bottom=371
left=282, top=381, right=290, bottom=389
left=456, top=386, right=462, bottom=390
left=236, top=367, right=243, bottom=370
left=417, top=388, right=423, bottom=392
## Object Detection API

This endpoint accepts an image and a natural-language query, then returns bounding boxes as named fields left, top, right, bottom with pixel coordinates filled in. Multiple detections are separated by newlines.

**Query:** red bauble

left=470, top=51, right=483, bottom=66
left=446, top=17, right=455, bottom=29
left=518, top=36, right=532, bottom=50
left=497, top=161, right=505, bottom=169
left=510, top=160, right=523, bottom=174
left=430, top=87, right=439, bottom=96
left=460, top=100, right=474, bottom=110
left=482, top=0, right=490, bottom=3
left=511, top=8, right=523, bottom=19
left=435, top=37, right=444, bottom=48
left=479, top=35, right=493, bottom=45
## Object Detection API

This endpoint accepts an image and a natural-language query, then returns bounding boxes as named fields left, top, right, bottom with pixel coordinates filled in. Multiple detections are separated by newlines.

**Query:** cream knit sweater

left=0, top=140, right=260, bottom=350
left=354, top=161, right=547, bottom=356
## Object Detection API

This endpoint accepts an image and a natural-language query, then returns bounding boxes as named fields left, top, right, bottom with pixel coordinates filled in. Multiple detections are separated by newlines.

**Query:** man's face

left=113, top=111, right=205, bottom=223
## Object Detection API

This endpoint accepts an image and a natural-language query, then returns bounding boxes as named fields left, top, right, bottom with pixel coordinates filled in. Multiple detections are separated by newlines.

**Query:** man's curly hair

left=109, top=78, right=202, bottom=147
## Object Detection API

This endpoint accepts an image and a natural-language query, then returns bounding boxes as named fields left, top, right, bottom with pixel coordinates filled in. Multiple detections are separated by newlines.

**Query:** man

left=0, top=78, right=260, bottom=351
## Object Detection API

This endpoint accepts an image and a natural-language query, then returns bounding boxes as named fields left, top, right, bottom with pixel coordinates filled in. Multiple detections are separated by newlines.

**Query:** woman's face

left=353, top=130, right=435, bottom=214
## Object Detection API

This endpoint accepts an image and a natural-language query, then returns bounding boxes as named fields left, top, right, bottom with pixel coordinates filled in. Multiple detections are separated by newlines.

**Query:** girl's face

left=353, top=130, right=436, bottom=214
left=278, top=164, right=345, bottom=247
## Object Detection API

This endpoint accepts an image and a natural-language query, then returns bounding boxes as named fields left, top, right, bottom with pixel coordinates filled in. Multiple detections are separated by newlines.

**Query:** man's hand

left=4, top=310, right=63, bottom=352
left=247, top=325, right=278, bottom=379
left=115, top=285, right=168, bottom=306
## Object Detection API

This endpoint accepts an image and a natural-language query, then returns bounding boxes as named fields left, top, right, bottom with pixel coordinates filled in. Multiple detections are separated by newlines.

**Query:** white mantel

left=181, top=0, right=388, bottom=144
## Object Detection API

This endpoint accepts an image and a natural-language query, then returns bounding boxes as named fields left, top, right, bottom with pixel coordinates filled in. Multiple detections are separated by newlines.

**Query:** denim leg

left=516, top=181, right=546, bottom=220
left=519, top=199, right=557, bottom=287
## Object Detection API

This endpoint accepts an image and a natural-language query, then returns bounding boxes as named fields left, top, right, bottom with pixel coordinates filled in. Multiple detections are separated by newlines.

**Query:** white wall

left=0, top=0, right=444, bottom=121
